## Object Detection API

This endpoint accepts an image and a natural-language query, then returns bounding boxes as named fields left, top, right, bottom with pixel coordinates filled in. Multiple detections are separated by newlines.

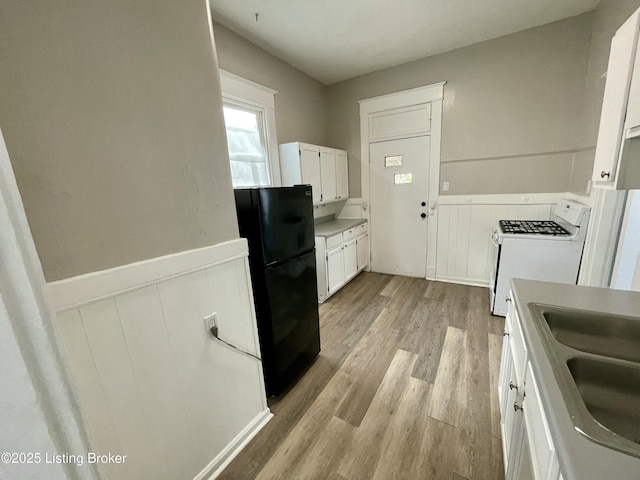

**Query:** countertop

left=314, top=218, right=367, bottom=237
left=511, top=279, right=640, bottom=480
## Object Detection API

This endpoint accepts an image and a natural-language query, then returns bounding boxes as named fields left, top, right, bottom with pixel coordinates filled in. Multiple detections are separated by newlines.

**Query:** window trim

left=219, top=70, right=281, bottom=187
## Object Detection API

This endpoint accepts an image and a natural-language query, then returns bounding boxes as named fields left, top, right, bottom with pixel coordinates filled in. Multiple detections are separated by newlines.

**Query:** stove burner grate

left=499, top=220, right=571, bottom=236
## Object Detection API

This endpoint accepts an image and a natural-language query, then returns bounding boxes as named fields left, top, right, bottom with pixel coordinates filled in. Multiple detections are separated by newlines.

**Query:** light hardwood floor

left=219, top=273, right=505, bottom=480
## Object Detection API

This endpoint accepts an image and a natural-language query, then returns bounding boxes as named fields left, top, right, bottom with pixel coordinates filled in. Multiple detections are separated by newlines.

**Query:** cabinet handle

left=600, top=170, right=611, bottom=179
left=503, top=331, right=510, bottom=337
left=505, top=297, right=511, bottom=303
left=514, top=402, right=524, bottom=413
left=509, top=382, right=518, bottom=391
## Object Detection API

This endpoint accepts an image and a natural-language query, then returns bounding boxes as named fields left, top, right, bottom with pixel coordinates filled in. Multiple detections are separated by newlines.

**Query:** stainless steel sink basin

left=541, top=306, right=640, bottom=363
left=528, top=303, right=640, bottom=458
left=567, top=357, right=640, bottom=447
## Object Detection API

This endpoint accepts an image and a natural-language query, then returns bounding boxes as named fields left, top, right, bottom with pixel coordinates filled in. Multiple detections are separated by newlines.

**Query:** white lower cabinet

left=315, top=221, right=368, bottom=303
left=357, top=233, right=369, bottom=270
left=327, top=246, right=345, bottom=295
left=343, top=239, right=357, bottom=281
left=499, top=293, right=561, bottom=480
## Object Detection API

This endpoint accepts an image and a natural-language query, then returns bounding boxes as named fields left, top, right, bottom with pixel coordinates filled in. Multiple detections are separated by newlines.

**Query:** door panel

left=369, top=136, right=430, bottom=277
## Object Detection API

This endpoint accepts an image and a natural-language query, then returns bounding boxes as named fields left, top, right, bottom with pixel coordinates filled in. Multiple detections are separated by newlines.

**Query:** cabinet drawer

left=326, top=233, right=343, bottom=250
left=356, top=223, right=367, bottom=236
left=343, top=228, right=356, bottom=242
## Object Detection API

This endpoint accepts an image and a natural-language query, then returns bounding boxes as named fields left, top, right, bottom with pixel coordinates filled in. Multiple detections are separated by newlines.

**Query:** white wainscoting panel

left=51, top=239, right=271, bottom=480
left=436, top=195, right=560, bottom=286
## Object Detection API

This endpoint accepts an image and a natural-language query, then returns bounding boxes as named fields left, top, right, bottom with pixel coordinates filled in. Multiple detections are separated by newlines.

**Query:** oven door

left=489, top=228, right=500, bottom=312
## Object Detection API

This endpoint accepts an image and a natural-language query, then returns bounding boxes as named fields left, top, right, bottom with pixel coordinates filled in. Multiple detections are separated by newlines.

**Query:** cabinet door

left=501, top=359, right=524, bottom=477
left=523, top=363, right=559, bottom=480
left=320, top=149, right=337, bottom=203
left=336, top=150, right=349, bottom=201
left=626, top=21, right=640, bottom=131
left=593, top=13, right=640, bottom=185
left=300, top=145, right=322, bottom=204
left=315, top=237, right=327, bottom=303
left=327, top=247, right=345, bottom=295
left=343, top=239, right=357, bottom=280
left=356, top=233, right=369, bottom=271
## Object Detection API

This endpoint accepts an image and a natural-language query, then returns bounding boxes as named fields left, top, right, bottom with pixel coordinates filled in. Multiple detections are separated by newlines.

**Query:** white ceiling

left=210, top=0, right=599, bottom=85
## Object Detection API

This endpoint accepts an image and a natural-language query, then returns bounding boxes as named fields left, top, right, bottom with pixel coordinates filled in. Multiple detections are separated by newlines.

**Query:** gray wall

left=570, top=0, right=640, bottom=193
left=0, top=0, right=238, bottom=281
left=326, top=14, right=594, bottom=197
left=212, top=22, right=327, bottom=146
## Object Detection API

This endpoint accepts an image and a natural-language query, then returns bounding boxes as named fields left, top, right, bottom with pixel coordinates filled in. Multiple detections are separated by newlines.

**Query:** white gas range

left=489, top=200, right=591, bottom=316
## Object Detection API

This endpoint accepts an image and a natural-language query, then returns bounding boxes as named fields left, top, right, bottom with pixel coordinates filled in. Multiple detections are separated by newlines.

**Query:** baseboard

left=197, top=409, right=273, bottom=480
left=47, top=238, right=248, bottom=312
left=426, top=266, right=436, bottom=280
left=435, top=276, right=490, bottom=288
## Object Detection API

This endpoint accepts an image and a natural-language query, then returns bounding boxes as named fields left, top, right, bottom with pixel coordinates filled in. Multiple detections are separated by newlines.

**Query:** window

left=219, top=71, right=280, bottom=188
left=223, top=102, right=270, bottom=187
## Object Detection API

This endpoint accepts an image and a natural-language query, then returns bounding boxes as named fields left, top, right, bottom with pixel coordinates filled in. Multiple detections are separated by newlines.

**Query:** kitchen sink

left=567, top=357, right=640, bottom=447
left=528, top=303, right=640, bottom=458
left=540, top=306, right=640, bottom=363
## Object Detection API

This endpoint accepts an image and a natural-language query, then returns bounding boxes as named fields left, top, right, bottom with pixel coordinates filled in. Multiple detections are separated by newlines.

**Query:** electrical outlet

left=204, top=312, right=217, bottom=333
left=443, top=182, right=450, bottom=192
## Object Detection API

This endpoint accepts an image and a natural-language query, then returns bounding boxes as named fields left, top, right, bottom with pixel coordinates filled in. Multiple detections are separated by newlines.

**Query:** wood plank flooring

left=218, top=273, right=505, bottom=480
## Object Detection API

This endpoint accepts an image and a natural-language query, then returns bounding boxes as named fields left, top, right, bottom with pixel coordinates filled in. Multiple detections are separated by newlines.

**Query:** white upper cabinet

left=626, top=18, right=640, bottom=133
left=593, top=9, right=640, bottom=189
left=336, top=150, right=349, bottom=201
left=280, top=142, right=322, bottom=203
left=320, top=148, right=337, bottom=202
left=280, top=142, right=349, bottom=205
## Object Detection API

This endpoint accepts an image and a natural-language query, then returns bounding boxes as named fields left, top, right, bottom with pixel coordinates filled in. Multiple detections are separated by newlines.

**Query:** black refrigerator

left=234, top=186, right=321, bottom=396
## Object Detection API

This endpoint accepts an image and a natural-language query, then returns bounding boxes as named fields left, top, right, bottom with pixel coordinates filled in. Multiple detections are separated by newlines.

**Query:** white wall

left=50, top=240, right=271, bottom=480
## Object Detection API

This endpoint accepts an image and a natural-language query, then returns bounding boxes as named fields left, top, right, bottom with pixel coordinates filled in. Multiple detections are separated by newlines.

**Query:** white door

left=369, top=136, right=430, bottom=277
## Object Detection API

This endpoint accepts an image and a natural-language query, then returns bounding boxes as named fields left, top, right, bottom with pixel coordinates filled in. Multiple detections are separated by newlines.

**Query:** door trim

left=358, top=82, right=445, bottom=279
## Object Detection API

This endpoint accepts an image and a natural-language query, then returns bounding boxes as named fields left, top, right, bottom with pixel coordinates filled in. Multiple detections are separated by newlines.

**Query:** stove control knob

left=420, top=213, right=427, bottom=219
left=421, top=201, right=427, bottom=207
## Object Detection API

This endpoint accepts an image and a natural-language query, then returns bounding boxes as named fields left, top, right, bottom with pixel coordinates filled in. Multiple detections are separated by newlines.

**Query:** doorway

left=358, top=83, right=445, bottom=279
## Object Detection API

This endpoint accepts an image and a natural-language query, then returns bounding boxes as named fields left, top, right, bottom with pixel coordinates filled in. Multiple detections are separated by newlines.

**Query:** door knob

left=421, top=201, right=426, bottom=207
left=420, top=213, right=427, bottom=219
